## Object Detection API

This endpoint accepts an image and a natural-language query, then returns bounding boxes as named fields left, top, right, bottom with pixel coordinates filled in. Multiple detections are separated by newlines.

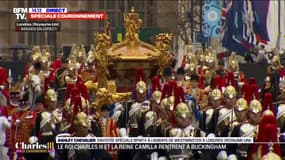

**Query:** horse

left=28, top=74, right=42, bottom=109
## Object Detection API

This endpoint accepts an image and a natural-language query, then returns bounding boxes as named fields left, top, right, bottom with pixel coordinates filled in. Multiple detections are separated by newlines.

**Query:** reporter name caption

left=55, top=137, right=253, bottom=150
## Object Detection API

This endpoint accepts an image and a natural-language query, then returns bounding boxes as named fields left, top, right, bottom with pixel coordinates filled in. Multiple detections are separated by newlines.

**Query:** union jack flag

left=220, top=0, right=232, bottom=39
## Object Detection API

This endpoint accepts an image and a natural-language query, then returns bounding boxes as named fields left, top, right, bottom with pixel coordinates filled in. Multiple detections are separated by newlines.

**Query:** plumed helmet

left=262, top=93, right=274, bottom=113
left=74, top=112, right=90, bottom=128
left=135, top=68, right=147, bottom=94
left=175, top=102, right=190, bottom=119
left=160, top=82, right=170, bottom=111
left=228, top=52, right=239, bottom=71
left=224, top=85, right=236, bottom=99
left=249, top=99, right=262, bottom=114
left=213, top=76, right=222, bottom=90
left=252, top=110, right=281, bottom=159
left=227, top=72, right=237, bottom=89
left=166, top=80, right=177, bottom=111
left=197, top=52, right=205, bottom=64
left=144, top=111, right=158, bottom=130
left=151, top=76, right=162, bottom=104
left=235, top=97, right=248, bottom=111
left=45, top=89, right=57, bottom=102
left=159, top=98, right=169, bottom=111
left=41, top=55, right=49, bottom=64
left=174, top=86, right=189, bottom=119
left=31, top=46, right=41, bottom=62
left=210, top=88, right=222, bottom=101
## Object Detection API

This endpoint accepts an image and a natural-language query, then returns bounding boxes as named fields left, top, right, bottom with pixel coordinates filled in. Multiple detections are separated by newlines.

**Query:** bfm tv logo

left=13, top=8, right=29, bottom=20
left=15, top=142, right=54, bottom=153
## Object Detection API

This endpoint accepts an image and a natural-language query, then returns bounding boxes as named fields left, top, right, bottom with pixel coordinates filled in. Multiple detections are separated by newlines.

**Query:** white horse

left=28, top=74, right=42, bottom=109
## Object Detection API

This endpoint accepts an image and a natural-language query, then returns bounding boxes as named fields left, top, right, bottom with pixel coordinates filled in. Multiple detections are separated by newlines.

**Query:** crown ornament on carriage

left=124, top=6, right=142, bottom=41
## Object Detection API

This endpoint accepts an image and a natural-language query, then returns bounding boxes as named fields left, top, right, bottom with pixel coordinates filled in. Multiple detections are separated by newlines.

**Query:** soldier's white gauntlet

left=150, top=152, right=158, bottom=160
left=0, top=85, right=4, bottom=90
left=158, top=156, right=167, bottom=160
left=227, top=154, right=237, bottom=160
left=119, top=128, right=128, bottom=137
left=216, top=150, right=227, bottom=160
left=29, top=136, right=38, bottom=144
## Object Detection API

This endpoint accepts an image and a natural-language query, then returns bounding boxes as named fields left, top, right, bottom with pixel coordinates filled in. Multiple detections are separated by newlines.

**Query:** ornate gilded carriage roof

left=107, top=40, right=161, bottom=61
left=107, top=7, right=161, bottom=62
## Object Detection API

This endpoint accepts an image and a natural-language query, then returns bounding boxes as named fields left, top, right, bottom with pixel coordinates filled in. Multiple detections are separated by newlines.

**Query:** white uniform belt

left=41, top=131, right=53, bottom=136
left=57, top=87, right=66, bottom=91
left=280, top=132, right=285, bottom=137
left=40, top=117, right=51, bottom=129
left=217, top=110, right=232, bottom=125
left=129, top=106, right=140, bottom=116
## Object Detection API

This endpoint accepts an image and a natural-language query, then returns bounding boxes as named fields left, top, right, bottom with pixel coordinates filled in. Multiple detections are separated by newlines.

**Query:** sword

left=14, top=119, right=20, bottom=140
left=8, top=68, right=12, bottom=89
left=125, top=100, right=134, bottom=136
left=273, top=100, right=285, bottom=105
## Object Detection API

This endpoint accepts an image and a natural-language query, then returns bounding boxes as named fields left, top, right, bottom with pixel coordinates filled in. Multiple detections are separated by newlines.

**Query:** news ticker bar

left=15, top=22, right=60, bottom=32
left=56, top=137, right=254, bottom=144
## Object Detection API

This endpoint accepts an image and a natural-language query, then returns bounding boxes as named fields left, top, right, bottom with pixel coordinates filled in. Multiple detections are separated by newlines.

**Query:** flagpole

left=199, top=0, right=204, bottom=49
left=278, top=0, right=281, bottom=50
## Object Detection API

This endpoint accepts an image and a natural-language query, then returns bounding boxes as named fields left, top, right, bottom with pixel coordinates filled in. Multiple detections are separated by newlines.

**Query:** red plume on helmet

left=43, top=77, right=51, bottom=109
left=170, top=85, right=185, bottom=127
left=44, top=77, right=50, bottom=94
left=242, top=77, right=259, bottom=104
left=249, top=111, right=280, bottom=160
left=78, top=81, right=88, bottom=100
left=262, top=93, right=274, bottom=113
left=249, top=77, right=256, bottom=85
left=250, top=84, right=259, bottom=102
left=168, top=80, right=177, bottom=97
left=241, top=83, right=250, bottom=103
left=161, top=83, right=170, bottom=100
left=65, top=83, right=75, bottom=100
left=174, top=86, right=185, bottom=110
left=135, top=68, right=146, bottom=84
left=70, top=86, right=80, bottom=103
left=72, top=95, right=83, bottom=123
left=166, top=80, right=177, bottom=127
left=227, top=71, right=237, bottom=89
left=213, top=75, right=222, bottom=90
left=151, top=76, right=161, bottom=93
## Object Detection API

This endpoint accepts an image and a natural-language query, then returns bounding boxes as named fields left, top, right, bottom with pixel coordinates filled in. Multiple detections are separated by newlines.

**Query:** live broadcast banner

left=13, top=7, right=105, bottom=32
left=15, top=22, right=60, bottom=32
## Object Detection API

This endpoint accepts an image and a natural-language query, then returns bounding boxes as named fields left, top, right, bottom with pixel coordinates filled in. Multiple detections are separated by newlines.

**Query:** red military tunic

left=0, top=67, right=9, bottom=105
left=12, top=107, right=37, bottom=147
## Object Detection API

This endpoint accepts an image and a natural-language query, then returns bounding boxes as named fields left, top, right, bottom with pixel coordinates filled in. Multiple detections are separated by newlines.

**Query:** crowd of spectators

left=244, top=45, right=284, bottom=64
